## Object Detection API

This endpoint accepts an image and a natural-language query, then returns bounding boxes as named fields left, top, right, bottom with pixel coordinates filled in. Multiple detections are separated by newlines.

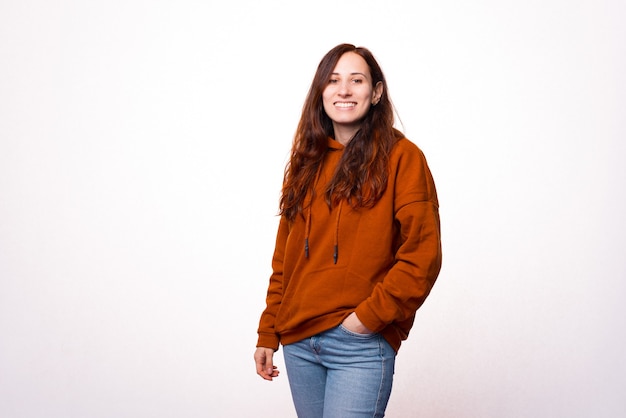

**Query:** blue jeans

left=283, top=325, right=396, bottom=418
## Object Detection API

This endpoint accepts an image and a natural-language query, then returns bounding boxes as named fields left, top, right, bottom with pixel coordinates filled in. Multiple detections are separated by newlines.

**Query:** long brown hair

left=280, top=43, right=399, bottom=221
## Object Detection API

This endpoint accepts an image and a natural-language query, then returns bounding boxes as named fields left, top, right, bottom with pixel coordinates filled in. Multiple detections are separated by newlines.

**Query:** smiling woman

left=254, top=43, right=442, bottom=418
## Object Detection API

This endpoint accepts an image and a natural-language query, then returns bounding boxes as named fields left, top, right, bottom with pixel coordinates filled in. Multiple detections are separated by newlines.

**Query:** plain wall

left=1, top=1, right=624, bottom=417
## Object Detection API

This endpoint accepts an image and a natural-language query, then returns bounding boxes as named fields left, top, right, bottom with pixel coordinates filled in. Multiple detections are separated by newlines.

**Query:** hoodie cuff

left=354, top=303, right=386, bottom=334
left=257, top=333, right=280, bottom=352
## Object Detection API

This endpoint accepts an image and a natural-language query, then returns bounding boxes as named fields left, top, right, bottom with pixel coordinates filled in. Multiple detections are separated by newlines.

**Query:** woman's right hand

left=254, top=347, right=280, bottom=381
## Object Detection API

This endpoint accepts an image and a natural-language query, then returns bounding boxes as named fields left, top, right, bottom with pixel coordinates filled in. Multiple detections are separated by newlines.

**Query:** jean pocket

left=338, top=324, right=377, bottom=339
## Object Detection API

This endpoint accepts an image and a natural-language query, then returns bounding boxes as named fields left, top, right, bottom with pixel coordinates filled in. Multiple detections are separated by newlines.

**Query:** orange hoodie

left=257, top=134, right=442, bottom=352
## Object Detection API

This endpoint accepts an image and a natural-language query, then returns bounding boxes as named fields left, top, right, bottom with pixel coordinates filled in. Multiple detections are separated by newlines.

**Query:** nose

left=338, top=80, right=351, bottom=96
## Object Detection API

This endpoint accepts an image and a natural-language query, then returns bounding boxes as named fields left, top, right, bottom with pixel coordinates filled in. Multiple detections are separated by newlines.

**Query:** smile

left=334, top=102, right=357, bottom=108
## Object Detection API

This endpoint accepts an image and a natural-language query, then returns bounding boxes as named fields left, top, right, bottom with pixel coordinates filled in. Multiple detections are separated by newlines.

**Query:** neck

left=333, top=124, right=360, bottom=146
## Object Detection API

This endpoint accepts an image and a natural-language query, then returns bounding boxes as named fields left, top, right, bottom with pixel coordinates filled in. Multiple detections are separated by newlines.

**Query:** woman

left=254, top=43, right=442, bottom=417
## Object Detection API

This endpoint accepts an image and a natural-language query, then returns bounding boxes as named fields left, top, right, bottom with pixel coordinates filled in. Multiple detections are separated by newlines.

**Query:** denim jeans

left=282, top=325, right=396, bottom=418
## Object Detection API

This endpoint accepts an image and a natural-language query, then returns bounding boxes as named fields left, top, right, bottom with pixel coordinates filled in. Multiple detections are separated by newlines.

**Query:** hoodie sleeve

left=355, top=141, right=442, bottom=333
left=256, top=216, right=289, bottom=350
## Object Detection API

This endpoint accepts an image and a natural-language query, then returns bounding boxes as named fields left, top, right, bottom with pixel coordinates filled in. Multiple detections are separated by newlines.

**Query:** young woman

left=254, top=43, right=442, bottom=417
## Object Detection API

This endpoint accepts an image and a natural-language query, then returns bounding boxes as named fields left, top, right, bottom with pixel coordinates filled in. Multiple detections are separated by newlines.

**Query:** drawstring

left=303, top=152, right=344, bottom=264
left=333, top=201, right=343, bottom=264
left=304, top=198, right=343, bottom=265
left=304, top=204, right=311, bottom=258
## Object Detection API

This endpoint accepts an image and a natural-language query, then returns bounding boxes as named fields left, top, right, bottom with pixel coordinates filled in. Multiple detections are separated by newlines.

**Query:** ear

left=372, top=81, right=383, bottom=105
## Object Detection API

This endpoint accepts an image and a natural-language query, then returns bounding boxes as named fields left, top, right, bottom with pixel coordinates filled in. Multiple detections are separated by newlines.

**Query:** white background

left=1, top=1, right=624, bottom=417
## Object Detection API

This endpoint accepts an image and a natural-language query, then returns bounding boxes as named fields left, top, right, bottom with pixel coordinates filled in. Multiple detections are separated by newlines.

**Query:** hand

left=254, top=347, right=280, bottom=381
left=341, top=312, right=373, bottom=334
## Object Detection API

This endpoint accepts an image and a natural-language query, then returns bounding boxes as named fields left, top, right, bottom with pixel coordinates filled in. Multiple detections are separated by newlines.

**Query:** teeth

left=335, top=102, right=356, bottom=108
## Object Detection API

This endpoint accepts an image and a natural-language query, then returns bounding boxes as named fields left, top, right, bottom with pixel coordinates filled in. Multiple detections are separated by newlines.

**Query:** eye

left=328, top=78, right=339, bottom=84
left=352, top=78, right=363, bottom=84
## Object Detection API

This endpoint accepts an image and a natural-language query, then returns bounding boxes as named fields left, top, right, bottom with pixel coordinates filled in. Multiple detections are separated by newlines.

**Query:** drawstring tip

left=304, top=238, right=309, bottom=258
left=333, top=245, right=338, bottom=264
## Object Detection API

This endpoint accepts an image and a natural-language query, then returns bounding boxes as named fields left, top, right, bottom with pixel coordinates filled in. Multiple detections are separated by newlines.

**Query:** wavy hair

left=280, top=43, right=399, bottom=221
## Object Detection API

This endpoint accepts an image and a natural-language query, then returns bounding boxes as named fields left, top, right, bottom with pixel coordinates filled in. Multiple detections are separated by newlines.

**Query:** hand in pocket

left=341, top=312, right=373, bottom=334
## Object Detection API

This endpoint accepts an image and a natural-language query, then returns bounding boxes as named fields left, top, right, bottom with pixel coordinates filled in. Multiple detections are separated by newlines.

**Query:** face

left=322, top=52, right=383, bottom=139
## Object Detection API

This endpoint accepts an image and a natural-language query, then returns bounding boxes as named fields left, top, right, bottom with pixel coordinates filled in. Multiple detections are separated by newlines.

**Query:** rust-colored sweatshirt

left=257, top=135, right=442, bottom=352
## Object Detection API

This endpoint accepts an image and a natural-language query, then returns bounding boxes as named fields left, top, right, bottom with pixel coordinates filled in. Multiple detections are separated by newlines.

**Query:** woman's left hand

left=342, top=312, right=373, bottom=334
